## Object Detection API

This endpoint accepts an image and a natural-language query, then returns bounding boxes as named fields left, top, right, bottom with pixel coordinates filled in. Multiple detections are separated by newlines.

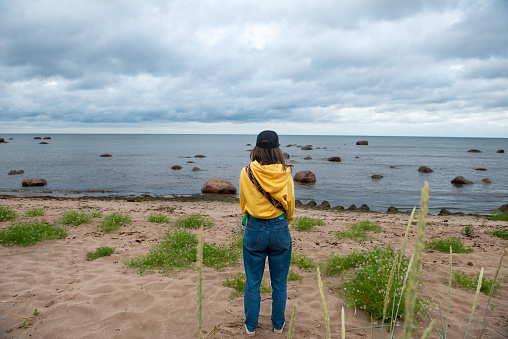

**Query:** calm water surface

left=1, top=134, right=507, bottom=214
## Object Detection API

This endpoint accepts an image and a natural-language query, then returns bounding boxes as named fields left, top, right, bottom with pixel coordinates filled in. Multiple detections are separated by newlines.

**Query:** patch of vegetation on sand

left=0, top=219, right=67, bottom=246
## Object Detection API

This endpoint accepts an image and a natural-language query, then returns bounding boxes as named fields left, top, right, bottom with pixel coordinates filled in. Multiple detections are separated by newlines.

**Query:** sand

left=0, top=196, right=507, bottom=338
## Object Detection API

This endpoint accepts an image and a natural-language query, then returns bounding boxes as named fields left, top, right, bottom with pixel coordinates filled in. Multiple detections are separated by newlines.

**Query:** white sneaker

left=274, top=323, right=285, bottom=334
left=245, top=324, right=255, bottom=336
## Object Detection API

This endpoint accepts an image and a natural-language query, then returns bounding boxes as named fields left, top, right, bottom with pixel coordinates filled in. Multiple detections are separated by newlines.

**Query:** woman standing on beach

left=239, top=130, right=295, bottom=335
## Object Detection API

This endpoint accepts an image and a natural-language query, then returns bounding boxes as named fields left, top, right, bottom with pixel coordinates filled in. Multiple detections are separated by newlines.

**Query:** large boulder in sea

left=294, top=170, right=316, bottom=183
left=451, top=176, right=473, bottom=185
left=499, top=204, right=508, bottom=212
left=301, top=145, right=313, bottom=150
left=467, top=149, right=481, bottom=153
left=327, top=157, right=341, bottom=162
left=371, top=174, right=383, bottom=179
left=8, top=170, right=24, bottom=175
left=481, top=178, right=492, bottom=183
left=0, top=137, right=5, bottom=143
left=356, top=140, right=368, bottom=145
left=418, top=166, right=434, bottom=173
left=22, top=178, right=47, bottom=187
left=496, top=149, right=504, bottom=153
left=201, top=179, right=236, bottom=194
left=100, top=154, right=112, bottom=157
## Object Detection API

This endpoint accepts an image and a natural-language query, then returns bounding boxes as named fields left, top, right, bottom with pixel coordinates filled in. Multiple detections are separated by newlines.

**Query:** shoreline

left=0, top=193, right=497, bottom=217
left=0, top=196, right=507, bottom=338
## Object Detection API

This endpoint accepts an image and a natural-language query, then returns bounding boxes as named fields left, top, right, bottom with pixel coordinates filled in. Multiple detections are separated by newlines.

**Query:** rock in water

left=451, top=176, right=473, bottom=185
left=294, top=170, right=316, bottom=183
left=22, top=178, right=47, bottom=187
left=201, top=179, right=236, bottom=194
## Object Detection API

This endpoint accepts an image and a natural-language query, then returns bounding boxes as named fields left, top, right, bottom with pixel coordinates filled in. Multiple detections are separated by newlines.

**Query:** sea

left=1, top=134, right=507, bottom=214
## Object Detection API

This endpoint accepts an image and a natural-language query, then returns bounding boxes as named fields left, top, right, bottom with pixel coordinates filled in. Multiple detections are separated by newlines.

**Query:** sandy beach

left=0, top=195, right=507, bottom=338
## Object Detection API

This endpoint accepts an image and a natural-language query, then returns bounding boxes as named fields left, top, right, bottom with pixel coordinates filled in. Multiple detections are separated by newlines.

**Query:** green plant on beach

left=452, top=269, right=501, bottom=296
left=0, top=205, right=17, bottom=222
left=24, top=208, right=45, bottom=217
left=147, top=213, right=171, bottom=224
left=0, top=219, right=67, bottom=246
left=336, top=219, right=383, bottom=240
left=489, top=209, right=508, bottom=221
left=288, top=269, right=303, bottom=282
left=127, top=229, right=240, bottom=273
left=492, top=228, right=508, bottom=240
left=97, top=212, right=131, bottom=233
left=425, top=237, right=473, bottom=253
left=222, top=272, right=272, bottom=300
left=174, top=213, right=213, bottom=229
left=292, top=216, right=324, bottom=231
left=291, top=252, right=316, bottom=271
left=86, top=246, right=115, bottom=261
left=61, top=210, right=101, bottom=226
left=462, top=225, right=474, bottom=237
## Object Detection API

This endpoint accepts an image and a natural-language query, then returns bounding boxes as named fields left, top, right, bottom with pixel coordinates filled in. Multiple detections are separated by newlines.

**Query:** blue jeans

left=243, top=216, right=292, bottom=332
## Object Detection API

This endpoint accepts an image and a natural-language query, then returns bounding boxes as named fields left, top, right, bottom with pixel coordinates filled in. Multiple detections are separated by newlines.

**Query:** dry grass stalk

left=197, top=225, right=204, bottom=339
left=402, top=181, right=429, bottom=338
left=316, top=266, right=331, bottom=339
left=287, top=302, right=298, bottom=339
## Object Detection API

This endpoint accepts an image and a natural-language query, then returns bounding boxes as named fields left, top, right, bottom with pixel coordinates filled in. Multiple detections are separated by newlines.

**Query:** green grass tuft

left=291, top=252, right=316, bottom=271
left=24, top=208, right=45, bottom=217
left=0, top=219, right=67, bottom=246
left=336, top=219, right=383, bottom=240
left=292, top=216, right=324, bottom=231
left=127, top=229, right=240, bottom=273
left=61, top=210, right=101, bottom=226
left=462, top=225, right=475, bottom=237
left=86, top=246, right=115, bottom=261
left=288, top=269, right=303, bottom=282
left=425, top=237, right=473, bottom=253
left=335, top=246, right=425, bottom=320
left=452, top=269, right=501, bottom=296
left=222, top=272, right=272, bottom=299
left=147, top=213, right=171, bottom=223
left=0, top=205, right=17, bottom=222
left=489, top=210, right=508, bottom=221
left=174, top=213, right=213, bottom=229
left=492, top=228, right=508, bottom=240
left=97, top=212, right=131, bottom=233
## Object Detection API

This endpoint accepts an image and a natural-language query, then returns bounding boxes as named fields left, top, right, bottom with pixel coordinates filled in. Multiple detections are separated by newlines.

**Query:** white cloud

left=0, top=0, right=507, bottom=137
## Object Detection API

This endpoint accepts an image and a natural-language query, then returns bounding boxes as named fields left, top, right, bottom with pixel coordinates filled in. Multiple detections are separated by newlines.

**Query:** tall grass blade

left=421, top=320, right=435, bottom=339
left=316, top=266, right=331, bottom=339
left=390, top=252, right=414, bottom=338
left=197, top=225, right=204, bottom=339
left=477, top=251, right=505, bottom=338
left=380, top=253, right=399, bottom=338
left=341, top=306, right=345, bottom=339
left=445, top=246, right=452, bottom=338
left=287, top=302, right=298, bottom=339
left=418, top=298, right=443, bottom=339
left=402, top=182, right=429, bottom=339
left=464, top=267, right=483, bottom=339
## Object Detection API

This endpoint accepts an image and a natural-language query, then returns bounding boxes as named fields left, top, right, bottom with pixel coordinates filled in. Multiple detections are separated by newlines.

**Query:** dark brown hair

left=250, top=145, right=287, bottom=170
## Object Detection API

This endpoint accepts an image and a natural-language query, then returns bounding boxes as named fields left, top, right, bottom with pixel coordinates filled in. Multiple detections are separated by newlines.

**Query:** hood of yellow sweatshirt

left=250, top=160, right=291, bottom=194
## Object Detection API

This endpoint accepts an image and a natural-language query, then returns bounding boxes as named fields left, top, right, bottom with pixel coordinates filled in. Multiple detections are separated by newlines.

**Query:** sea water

left=0, top=134, right=507, bottom=214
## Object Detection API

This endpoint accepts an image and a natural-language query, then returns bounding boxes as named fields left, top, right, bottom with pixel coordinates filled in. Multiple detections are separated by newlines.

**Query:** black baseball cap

left=256, top=130, right=280, bottom=148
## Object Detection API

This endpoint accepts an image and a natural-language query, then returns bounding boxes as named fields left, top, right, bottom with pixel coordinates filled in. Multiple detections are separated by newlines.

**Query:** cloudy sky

left=1, top=0, right=507, bottom=137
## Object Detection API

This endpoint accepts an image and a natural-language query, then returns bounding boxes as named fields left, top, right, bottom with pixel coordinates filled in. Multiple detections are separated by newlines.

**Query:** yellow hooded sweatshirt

left=239, top=160, right=295, bottom=224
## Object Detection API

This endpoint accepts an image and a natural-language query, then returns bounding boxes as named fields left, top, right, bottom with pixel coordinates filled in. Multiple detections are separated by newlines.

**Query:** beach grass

left=127, top=229, right=240, bottom=273
left=97, top=212, right=132, bottom=233
left=147, top=213, right=171, bottom=223
left=222, top=272, right=272, bottom=300
left=0, top=205, right=17, bottom=221
left=86, top=246, right=115, bottom=261
left=336, top=219, right=383, bottom=240
left=174, top=213, right=213, bottom=229
left=291, top=252, right=316, bottom=271
left=61, top=210, right=102, bottom=226
left=489, top=209, right=508, bottom=221
left=492, top=228, right=508, bottom=240
left=292, top=216, right=324, bottom=231
left=452, top=269, right=501, bottom=296
left=425, top=237, right=473, bottom=253
left=288, top=269, right=303, bottom=282
left=462, top=225, right=474, bottom=237
left=0, top=219, right=67, bottom=246
left=24, top=208, right=45, bottom=217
